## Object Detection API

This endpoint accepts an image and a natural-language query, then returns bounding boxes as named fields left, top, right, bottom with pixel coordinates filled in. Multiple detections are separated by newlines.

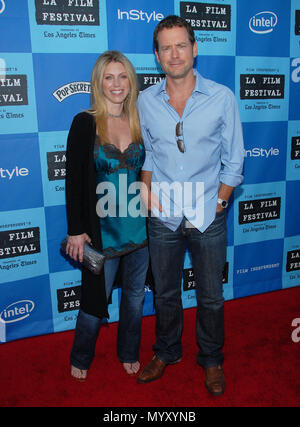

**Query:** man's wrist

left=217, top=198, right=228, bottom=209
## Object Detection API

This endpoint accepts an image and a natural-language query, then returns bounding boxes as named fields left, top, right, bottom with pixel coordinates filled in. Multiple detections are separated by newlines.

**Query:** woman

left=65, top=51, right=148, bottom=381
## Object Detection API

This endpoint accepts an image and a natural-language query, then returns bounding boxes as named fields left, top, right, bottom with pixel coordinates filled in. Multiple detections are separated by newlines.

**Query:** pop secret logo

left=53, top=81, right=91, bottom=102
left=249, top=11, right=278, bottom=34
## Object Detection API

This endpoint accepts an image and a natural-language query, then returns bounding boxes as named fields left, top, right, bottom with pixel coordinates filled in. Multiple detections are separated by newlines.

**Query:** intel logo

left=0, top=300, right=35, bottom=324
left=249, top=11, right=278, bottom=34
left=0, top=1, right=5, bottom=14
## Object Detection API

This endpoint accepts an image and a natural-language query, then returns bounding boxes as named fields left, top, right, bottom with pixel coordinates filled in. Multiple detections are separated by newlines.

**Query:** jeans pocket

left=204, top=210, right=226, bottom=237
left=148, top=216, right=165, bottom=238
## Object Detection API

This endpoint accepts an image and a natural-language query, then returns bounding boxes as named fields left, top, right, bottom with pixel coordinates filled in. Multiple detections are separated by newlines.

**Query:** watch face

left=219, top=199, right=228, bottom=208
left=218, top=198, right=228, bottom=208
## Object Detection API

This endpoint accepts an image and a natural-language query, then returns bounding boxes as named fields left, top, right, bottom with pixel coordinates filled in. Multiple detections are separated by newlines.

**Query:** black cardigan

left=65, top=111, right=108, bottom=318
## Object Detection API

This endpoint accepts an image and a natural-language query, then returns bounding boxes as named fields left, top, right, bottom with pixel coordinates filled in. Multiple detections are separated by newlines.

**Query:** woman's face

left=102, top=61, right=130, bottom=108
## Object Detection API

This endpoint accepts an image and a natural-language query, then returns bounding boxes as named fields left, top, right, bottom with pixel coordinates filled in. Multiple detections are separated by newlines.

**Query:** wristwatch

left=217, top=198, right=228, bottom=209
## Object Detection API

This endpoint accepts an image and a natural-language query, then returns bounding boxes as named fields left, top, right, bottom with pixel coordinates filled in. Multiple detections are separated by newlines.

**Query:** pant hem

left=70, top=357, right=91, bottom=371
left=155, top=353, right=182, bottom=365
left=197, top=360, right=224, bottom=369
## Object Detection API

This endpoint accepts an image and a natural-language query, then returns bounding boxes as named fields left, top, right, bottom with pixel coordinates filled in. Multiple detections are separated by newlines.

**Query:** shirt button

left=180, top=166, right=184, bottom=170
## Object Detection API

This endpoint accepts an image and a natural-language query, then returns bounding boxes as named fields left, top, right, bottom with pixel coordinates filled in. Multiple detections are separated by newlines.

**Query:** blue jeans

left=70, top=246, right=149, bottom=369
left=148, top=211, right=226, bottom=368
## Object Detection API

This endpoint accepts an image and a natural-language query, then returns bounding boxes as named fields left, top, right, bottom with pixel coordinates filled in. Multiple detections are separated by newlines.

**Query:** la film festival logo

left=137, top=74, right=164, bottom=91
left=240, top=74, right=285, bottom=100
left=180, top=1, right=231, bottom=31
left=35, top=0, right=100, bottom=25
left=291, top=137, right=300, bottom=160
left=238, top=197, right=281, bottom=225
left=57, top=286, right=81, bottom=313
left=0, top=75, right=28, bottom=107
left=286, top=249, right=300, bottom=273
left=295, top=9, right=300, bottom=36
left=0, top=227, right=41, bottom=261
left=47, top=151, right=66, bottom=180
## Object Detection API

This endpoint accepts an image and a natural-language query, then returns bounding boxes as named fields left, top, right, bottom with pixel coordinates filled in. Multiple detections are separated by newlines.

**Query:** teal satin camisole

left=94, top=136, right=147, bottom=257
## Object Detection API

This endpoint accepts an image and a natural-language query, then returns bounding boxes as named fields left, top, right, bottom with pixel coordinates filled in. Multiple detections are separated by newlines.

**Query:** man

left=137, top=16, right=244, bottom=396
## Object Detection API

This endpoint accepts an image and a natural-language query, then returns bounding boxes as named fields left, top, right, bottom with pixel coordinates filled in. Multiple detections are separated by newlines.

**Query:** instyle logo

left=249, top=11, right=278, bottom=34
left=0, top=166, right=29, bottom=179
left=35, top=0, right=100, bottom=26
left=117, top=9, right=164, bottom=23
left=0, top=300, right=35, bottom=324
left=244, top=147, right=279, bottom=158
left=52, top=81, right=90, bottom=102
left=0, top=0, right=5, bottom=14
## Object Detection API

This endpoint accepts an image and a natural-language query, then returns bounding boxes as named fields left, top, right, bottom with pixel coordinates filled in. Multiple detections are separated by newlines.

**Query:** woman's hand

left=66, top=233, right=91, bottom=263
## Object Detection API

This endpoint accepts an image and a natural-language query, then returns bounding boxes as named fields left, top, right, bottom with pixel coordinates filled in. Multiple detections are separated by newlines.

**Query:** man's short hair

left=153, top=15, right=195, bottom=51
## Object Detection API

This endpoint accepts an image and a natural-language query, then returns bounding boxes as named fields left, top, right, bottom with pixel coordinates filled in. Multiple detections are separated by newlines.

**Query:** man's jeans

left=148, top=211, right=226, bottom=368
left=70, top=246, right=149, bottom=370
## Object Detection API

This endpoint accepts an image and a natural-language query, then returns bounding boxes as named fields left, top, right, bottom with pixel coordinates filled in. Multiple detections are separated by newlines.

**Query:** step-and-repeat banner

left=0, top=0, right=300, bottom=343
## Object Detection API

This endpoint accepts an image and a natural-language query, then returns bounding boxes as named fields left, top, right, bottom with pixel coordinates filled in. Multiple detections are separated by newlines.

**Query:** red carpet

left=1, top=286, right=300, bottom=408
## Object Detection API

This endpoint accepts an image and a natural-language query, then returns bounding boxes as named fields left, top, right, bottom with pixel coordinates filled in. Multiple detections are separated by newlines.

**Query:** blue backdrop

left=0, top=0, right=300, bottom=343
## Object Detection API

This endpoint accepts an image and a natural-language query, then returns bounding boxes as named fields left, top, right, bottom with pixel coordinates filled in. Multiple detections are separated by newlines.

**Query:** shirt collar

left=154, top=69, right=211, bottom=97
left=193, top=69, right=211, bottom=96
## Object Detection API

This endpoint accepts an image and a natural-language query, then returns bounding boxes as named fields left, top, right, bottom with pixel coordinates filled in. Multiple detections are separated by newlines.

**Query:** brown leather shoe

left=137, top=356, right=167, bottom=384
left=204, top=365, right=225, bottom=396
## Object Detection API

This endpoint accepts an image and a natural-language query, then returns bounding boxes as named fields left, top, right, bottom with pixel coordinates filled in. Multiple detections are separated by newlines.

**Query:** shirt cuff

left=142, top=154, right=153, bottom=172
left=220, top=172, right=244, bottom=187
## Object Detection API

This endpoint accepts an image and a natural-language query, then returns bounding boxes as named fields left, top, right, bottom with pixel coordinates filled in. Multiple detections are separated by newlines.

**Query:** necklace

left=107, top=111, right=123, bottom=118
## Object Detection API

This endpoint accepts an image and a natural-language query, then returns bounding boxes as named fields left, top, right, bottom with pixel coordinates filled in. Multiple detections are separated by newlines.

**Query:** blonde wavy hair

left=88, top=50, right=142, bottom=143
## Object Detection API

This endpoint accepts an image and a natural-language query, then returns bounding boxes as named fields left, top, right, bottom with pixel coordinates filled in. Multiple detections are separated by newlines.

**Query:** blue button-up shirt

left=137, top=69, right=244, bottom=232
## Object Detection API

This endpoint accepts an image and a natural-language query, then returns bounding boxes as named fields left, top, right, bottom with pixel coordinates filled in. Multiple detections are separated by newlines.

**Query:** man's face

left=155, top=26, right=197, bottom=80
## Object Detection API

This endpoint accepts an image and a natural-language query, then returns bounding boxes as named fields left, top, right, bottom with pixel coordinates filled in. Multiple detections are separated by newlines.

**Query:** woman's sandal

left=123, top=361, right=140, bottom=375
left=71, top=365, right=88, bottom=382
